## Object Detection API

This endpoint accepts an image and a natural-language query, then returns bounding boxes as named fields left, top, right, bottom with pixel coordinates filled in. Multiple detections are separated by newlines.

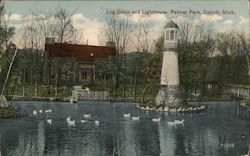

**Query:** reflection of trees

left=0, top=120, right=38, bottom=156
left=133, top=122, right=161, bottom=156
left=37, top=121, right=45, bottom=156
left=44, top=126, right=64, bottom=155
left=171, top=103, right=250, bottom=156
left=0, top=126, right=20, bottom=156
left=101, top=120, right=125, bottom=156
left=173, top=126, right=187, bottom=156
left=121, top=119, right=137, bottom=156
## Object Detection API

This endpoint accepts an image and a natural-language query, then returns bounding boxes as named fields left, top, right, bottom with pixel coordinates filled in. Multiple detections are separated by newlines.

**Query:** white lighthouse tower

left=156, top=20, right=181, bottom=107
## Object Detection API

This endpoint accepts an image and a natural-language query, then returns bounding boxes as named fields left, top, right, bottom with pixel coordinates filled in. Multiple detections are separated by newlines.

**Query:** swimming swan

left=83, top=114, right=91, bottom=118
left=123, top=113, right=131, bottom=118
left=152, top=118, right=161, bottom=122
left=132, top=116, right=140, bottom=120
left=47, top=118, right=52, bottom=124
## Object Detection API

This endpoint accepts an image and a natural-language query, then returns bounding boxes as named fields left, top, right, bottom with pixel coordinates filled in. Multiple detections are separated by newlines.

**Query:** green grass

left=0, top=106, right=21, bottom=119
left=240, top=99, right=250, bottom=106
left=197, top=94, right=230, bottom=102
left=5, top=82, right=235, bottom=105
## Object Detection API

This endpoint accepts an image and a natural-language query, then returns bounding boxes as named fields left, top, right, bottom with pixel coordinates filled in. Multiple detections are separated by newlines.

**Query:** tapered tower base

left=156, top=85, right=181, bottom=107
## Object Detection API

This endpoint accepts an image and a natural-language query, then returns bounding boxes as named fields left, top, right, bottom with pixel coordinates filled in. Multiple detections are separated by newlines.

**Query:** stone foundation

left=156, top=85, right=181, bottom=107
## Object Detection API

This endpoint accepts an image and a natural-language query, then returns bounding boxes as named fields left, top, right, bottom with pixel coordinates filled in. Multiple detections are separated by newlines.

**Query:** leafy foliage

left=141, top=37, right=163, bottom=99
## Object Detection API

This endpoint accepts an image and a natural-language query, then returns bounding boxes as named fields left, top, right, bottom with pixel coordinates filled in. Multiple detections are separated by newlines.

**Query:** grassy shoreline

left=0, top=106, right=21, bottom=119
left=240, top=99, right=250, bottom=106
left=6, top=94, right=247, bottom=106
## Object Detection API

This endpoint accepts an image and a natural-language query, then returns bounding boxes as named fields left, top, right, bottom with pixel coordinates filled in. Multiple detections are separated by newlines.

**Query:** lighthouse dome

left=164, top=20, right=179, bottom=29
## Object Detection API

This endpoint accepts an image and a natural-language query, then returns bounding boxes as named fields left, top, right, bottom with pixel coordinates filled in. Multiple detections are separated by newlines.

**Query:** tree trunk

left=133, top=66, right=138, bottom=100
left=105, top=74, right=107, bottom=90
left=113, top=87, right=116, bottom=100
left=1, top=48, right=18, bottom=96
left=22, top=67, right=25, bottom=97
left=34, top=55, right=38, bottom=97
left=73, top=59, right=76, bottom=83
left=42, top=54, right=48, bottom=82
left=47, top=57, right=51, bottom=96
left=35, top=73, right=38, bottom=97
left=123, top=85, right=125, bottom=100
left=55, top=58, right=59, bottom=97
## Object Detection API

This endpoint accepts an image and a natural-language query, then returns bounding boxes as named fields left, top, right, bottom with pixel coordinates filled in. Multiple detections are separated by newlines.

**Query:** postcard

left=0, top=0, right=249, bottom=156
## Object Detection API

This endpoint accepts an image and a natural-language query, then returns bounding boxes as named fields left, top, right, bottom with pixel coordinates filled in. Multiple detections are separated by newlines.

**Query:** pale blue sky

left=4, top=0, right=250, bottom=46
left=5, top=1, right=249, bottom=18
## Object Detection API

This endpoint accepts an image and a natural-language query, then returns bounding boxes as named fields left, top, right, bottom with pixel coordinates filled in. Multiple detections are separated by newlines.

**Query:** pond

left=0, top=101, right=249, bottom=156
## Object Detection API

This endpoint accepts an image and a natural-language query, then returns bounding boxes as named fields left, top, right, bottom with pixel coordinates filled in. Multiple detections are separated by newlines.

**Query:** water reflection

left=0, top=101, right=249, bottom=156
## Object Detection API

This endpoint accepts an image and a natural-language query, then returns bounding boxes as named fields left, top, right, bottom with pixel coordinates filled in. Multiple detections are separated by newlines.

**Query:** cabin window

left=170, top=30, right=175, bottom=40
left=81, top=69, right=88, bottom=80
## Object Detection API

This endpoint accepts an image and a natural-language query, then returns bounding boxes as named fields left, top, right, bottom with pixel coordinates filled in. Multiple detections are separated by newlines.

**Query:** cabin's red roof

left=45, top=43, right=116, bottom=62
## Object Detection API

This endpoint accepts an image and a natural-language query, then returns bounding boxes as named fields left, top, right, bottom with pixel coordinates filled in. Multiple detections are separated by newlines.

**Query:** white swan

left=158, top=107, right=164, bottom=111
left=170, top=108, right=177, bottom=112
left=66, top=116, right=71, bottom=122
left=167, top=121, right=176, bottom=125
left=95, top=120, right=100, bottom=125
left=201, top=105, right=206, bottom=110
left=67, top=118, right=75, bottom=126
left=80, top=119, right=87, bottom=124
left=132, top=116, right=140, bottom=120
left=182, top=108, right=187, bottom=112
left=123, top=113, right=131, bottom=118
left=47, top=118, right=52, bottom=124
left=39, top=110, right=43, bottom=113
left=167, top=119, right=185, bottom=125
left=164, top=107, right=169, bottom=112
left=67, top=120, right=75, bottom=126
left=45, top=109, right=52, bottom=113
left=66, top=116, right=75, bottom=126
left=70, top=98, right=77, bottom=103
left=33, top=110, right=37, bottom=115
left=152, top=118, right=161, bottom=122
left=83, top=114, right=91, bottom=118
left=177, top=107, right=182, bottom=112
left=174, top=119, right=185, bottom=124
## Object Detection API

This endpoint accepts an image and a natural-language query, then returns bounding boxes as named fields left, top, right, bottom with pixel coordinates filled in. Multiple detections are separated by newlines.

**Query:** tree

left=22, top=14, right=42, bottom=97
left=141, top=37, right=163, bottom=103
left=132, top=23, right=151, bottom=53
left=0, top=0, right=16, bottom=102
left=49, top=8, right=75, bottom=97
left=215, top=32, right=250, bottom=86
left=178, top=39, right=214, bottom=98
left=102, top=14, right=133, bottom=90
left=1, top=44, right=19, bottom=97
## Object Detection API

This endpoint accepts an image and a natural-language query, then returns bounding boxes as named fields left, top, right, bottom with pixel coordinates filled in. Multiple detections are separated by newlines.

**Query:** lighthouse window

left=170, top=30, right=175, bottom=40
left=166, top=31, right=170, bottom=40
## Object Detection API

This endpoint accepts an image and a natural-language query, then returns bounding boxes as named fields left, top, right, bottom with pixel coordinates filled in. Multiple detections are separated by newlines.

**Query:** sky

left=4, top=0, right=250, bottom=47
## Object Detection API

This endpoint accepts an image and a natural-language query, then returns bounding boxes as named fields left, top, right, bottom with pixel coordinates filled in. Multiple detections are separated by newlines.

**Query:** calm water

left=0, top=101, right=249, bottom=156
